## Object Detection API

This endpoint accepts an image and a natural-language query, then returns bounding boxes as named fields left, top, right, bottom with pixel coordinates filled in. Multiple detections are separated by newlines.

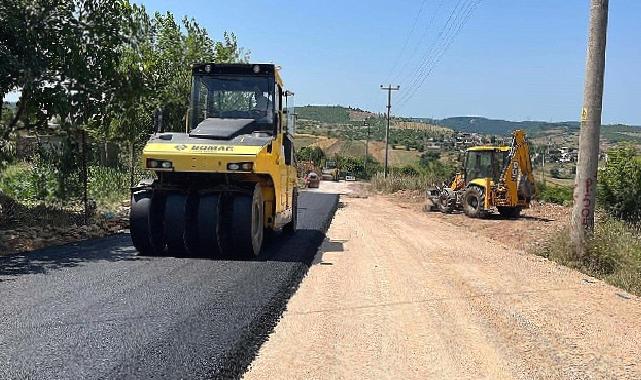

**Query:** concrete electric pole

left=571, top=0, right=609, bottom=256
left=380, top=84, right=400, bottom=178
left=364, top=122, right=370, bottom=176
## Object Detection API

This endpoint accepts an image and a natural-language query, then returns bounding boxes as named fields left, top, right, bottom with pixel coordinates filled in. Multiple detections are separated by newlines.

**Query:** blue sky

left=7, top=1, right=641, bottom=124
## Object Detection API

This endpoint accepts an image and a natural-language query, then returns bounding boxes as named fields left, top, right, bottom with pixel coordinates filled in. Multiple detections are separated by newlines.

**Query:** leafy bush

left=536, top=217, right=641, bottom=295
left=296, top=145, right=325, bottom=165
left=391, top=165, right=419, bottom=177
left=598, top=146, right=641, bottom=221
left=537, top=182, right=573, bottom=206
left=419, top=151, right=440, bottom=166
left=0, top=161, right=58, bottom=201
left=1, top=162, right=141, bottom=210
left=88, top=166, right=139, bottom=208
left=333, top=154, right=381, bottom=180
left=0, top=140, right=15, bottom=169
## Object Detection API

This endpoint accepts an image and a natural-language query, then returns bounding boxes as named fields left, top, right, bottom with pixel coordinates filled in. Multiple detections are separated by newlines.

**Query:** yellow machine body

left=130, top=63, right=298, bottom=258
left=427, top=130, right=536, bottom=218
left=141, top=133, right=297, bottom=229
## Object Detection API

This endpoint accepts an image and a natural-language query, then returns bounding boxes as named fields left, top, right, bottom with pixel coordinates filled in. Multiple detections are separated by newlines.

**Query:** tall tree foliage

left=105, top=11, right=248, bottom=141
left=0, top=1, right=248, bottom=141
left=597, top=146, right=641, bottom=221
left=0, top=0, right=133, bottom=138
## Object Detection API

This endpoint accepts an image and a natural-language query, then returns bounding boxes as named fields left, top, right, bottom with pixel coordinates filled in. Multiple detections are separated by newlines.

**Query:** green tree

left=296, top=146, right=325, bottom=165
left=0, top=0, right=132, bottom=138
left=419, top=151, right=441, bottom=166
left=597, top=146, right=641, bottom=221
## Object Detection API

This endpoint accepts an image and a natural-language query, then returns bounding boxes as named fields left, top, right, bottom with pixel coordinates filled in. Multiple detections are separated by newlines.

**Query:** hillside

left=433, top=117, right=580, bottom=136
left=294, top=106, right=641, bottom=145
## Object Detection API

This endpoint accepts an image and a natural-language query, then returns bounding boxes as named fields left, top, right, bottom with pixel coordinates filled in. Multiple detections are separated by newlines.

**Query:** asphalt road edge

left=215, top=193, right=340, bottom=379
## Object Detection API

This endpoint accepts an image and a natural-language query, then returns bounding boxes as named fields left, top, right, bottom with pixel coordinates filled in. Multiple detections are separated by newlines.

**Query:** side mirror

left=287, top=111, right=296, bottom=136
left=153, top=108, right=164, bottom=133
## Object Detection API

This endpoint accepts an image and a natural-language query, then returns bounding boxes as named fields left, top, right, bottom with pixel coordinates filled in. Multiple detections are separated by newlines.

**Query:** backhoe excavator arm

left=500, top=130, right=537, bottom=205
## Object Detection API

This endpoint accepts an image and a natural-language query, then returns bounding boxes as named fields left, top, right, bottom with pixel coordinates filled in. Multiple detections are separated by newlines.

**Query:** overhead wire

left=396, top=0, right=482, bottom=111
left=390, top=0, right=447, bottom=85
left=385, top=0, right=429, bottom=83
left=396, top=0, right=476, bottom=107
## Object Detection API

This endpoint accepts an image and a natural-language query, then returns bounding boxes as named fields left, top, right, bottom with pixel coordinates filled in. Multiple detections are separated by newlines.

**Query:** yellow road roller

left=130, top=63, right=298, bottom=258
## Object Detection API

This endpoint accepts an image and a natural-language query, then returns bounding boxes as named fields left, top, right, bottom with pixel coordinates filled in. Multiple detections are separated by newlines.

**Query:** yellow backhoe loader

left=130, top=63, right=298, bottom=258
left=427, top=130, right=536, bottom=218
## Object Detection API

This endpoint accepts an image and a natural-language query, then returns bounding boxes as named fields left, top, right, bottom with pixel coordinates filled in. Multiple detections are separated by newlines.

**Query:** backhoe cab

left=427, top=130, right=536, bottom=218
left=130, top=63, right=298, bottom=258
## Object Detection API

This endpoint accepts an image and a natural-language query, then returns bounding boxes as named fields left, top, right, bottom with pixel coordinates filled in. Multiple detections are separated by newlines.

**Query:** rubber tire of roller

left=196, top=193, right=222, bottom=258
left=230, top=185, right=264, bottom=258
left=164, top=193, right=198, bottom=256
left=284, top=188, right=298, bottom=234
left=130, top=190, right=166, bottom=256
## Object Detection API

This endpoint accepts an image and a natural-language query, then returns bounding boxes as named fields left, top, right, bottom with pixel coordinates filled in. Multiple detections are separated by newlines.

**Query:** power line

left=399, top=0, right=480, bottom=108
left=395, top=0, right=468, bottom=90
left=397, top=0, right=480, bottom=108
left=385, top=0, right=429, bottom=82
left=390, top=0, right=448, bottom=85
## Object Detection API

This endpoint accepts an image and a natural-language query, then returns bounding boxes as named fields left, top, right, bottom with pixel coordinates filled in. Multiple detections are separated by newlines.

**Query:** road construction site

left=246, top=181, right=640, bottom=380
left=1, top=182, right=640, bottom=379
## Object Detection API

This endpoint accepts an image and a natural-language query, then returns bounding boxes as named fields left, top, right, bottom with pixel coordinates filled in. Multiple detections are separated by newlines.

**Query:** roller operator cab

left=130, top=63, right=298, bottom=258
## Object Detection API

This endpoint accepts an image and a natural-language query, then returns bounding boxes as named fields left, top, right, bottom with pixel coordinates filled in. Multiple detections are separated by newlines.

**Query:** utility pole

left=380, top=84, right=400, bottom=177
left=364, top=122, right=370, bottom=176
left=571, top=0, right=609, bottom=256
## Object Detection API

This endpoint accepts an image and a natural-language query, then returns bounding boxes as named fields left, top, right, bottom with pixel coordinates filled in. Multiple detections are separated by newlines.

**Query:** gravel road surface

left=245, top=191, right=641, bottom=380
left=0, top=191, right=338, bottom=379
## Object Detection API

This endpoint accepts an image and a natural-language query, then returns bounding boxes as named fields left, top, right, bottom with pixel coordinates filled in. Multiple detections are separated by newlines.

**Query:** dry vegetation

left=537, top=217, right=641, bottom=296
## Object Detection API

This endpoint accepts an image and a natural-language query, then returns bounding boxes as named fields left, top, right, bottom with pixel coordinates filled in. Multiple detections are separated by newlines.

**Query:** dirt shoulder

left=0, top=195, right=129, bottom=255
left=244, top=190, right=640, bottom=379
left=390, top=190, right=570, bottom=252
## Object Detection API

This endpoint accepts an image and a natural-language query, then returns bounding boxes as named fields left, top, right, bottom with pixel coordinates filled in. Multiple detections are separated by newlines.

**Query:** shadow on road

left=0, top=192, right=340, bottom=280
left=0, top=235, right=147, bottom=279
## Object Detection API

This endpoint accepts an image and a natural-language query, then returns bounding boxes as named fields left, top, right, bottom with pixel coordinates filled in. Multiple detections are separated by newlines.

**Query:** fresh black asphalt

left=0, top=191, right=338, bottom=380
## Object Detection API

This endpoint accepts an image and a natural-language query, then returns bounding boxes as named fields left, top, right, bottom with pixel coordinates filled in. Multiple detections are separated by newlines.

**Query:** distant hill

left=433, top=116, right=641, bottom=143
left=295, top=106, right=641, bottom=143
left=295, top=105, right=378, bottom=124
left=295, top=106, right=351, bottom=124
left=431, top=117, right=580, bottom=136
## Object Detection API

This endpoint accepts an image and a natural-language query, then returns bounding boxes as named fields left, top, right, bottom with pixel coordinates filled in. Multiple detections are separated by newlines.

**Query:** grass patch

left=537, top=182, right=573, bottom=206
left=0, top=162, right=148, bottom=213
left=535, top=216, right=641, bottom=296
left=371, top=172, right=440, bottom=193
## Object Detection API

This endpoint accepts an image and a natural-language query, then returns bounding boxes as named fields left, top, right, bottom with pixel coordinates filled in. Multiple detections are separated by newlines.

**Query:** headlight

left=147, top=159, right=172, bottom=169
left=227, top=162, right=254, bottom=171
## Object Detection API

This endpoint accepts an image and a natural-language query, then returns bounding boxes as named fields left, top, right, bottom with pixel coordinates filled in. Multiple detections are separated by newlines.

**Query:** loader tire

left=196, top=193, right=222, bottom=258
left=284, top=188, right=298, bottom=234
left=463, top=186, right=485, bottom=218
left=130, top=190, right=165, bottom=256
left=498, top=206, right=521, bottom=219
left=230, top=184, right=264, bottom=258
